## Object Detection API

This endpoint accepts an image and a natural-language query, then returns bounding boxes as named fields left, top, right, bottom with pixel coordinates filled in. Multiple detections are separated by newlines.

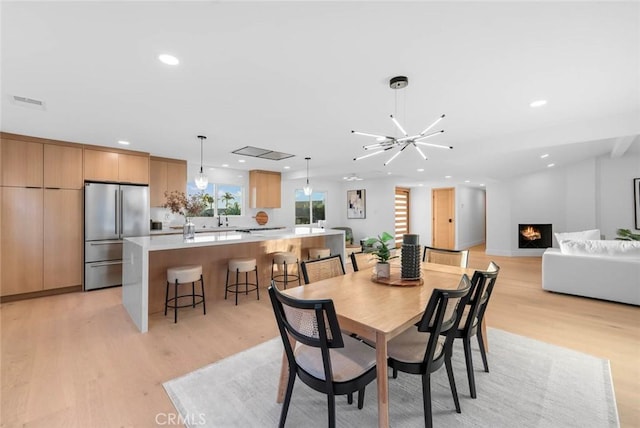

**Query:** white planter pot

left=375, top=262, right=390, bottom=279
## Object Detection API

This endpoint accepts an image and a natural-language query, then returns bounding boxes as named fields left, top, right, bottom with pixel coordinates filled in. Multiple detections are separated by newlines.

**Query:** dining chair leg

left=421, top=373, right=433, bottom=428
left=477, top=330, right=490, bottom=372
left=279, top=370, right=296, bottom=428
left=327, top=393, right=336, bottom=428
left=463, top=338, right=477, bottom=398
left=357, top=388, right=365, bottom=409
left=445, top=356, right=462, bottom=413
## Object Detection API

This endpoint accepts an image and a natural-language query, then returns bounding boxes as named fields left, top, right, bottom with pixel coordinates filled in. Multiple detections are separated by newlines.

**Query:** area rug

left=163, top=329, right=619, bottom=427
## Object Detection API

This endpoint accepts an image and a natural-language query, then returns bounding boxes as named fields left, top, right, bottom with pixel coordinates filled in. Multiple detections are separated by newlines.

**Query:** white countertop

left=149, top=226, right=237, bottom=235
left=126, top=227, right=343, bottom=251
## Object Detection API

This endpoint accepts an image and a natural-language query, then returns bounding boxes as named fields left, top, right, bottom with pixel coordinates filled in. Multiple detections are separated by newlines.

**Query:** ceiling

left=2, top=1, right=639, bottom=187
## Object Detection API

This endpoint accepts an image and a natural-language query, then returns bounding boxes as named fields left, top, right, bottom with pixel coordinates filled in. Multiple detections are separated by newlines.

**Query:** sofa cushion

left=554, top=229, right=601, bottom=246
left=558, top=239, right=640, bottom=258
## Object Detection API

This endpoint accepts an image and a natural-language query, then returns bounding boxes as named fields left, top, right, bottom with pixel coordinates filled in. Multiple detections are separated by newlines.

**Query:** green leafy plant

left=364, top=232, right=398, bottom=264
left=616, top=228, right=640, bottom=241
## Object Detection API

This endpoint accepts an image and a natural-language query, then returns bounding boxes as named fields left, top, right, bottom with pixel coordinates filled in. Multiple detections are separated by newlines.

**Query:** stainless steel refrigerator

left=84, top=182, right=149, bottom=290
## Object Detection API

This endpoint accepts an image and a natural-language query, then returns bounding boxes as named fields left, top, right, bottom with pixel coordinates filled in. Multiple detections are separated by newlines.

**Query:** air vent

left=11, top=95, right=45, bottom=110
left=232, top=146, right=294, bottom=161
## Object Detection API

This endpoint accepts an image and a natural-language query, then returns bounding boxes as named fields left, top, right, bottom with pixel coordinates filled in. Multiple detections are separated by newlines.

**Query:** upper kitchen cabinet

left=84, top=149, right=149, bottom=184
left=119, top=153, right=149, bottom=184
left=249, top=170, right=281, bottom=208
left=1, top=138, right=43, bottom=187
left=43, top=144, right=83, bottom=189
left=150, top=157, right=187, bottom=207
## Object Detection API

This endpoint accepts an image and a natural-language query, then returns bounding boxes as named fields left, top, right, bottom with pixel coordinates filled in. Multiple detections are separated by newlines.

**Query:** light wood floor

left=2, top=246, right=639, bottom=427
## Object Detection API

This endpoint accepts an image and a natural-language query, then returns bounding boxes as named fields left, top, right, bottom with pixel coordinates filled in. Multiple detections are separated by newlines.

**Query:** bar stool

left=271, top=252, right=301, bottom=289
left=165, top=265, right=206, bottom=323
left=225, top=257, right=259, bottom=305
left=308, top=248, right=330, bottom=260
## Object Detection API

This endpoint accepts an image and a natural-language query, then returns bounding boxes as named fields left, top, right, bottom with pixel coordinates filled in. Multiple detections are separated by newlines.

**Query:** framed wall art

left=347, top=189, right=366, bottom=219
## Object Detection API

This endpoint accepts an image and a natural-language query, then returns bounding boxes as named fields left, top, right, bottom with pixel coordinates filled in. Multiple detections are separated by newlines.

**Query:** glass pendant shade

left=303, top=182, right=312, bottom=196
left=194, top=168, right=208, bottom=190
left=194, top=135, right=208, bottom=190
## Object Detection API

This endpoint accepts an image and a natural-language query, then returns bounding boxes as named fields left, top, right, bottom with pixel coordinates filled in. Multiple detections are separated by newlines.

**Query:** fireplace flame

left=520, top=226, right=541, bottom=241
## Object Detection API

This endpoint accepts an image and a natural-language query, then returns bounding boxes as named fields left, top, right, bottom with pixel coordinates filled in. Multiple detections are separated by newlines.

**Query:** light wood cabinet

left=1, top=187, right=44, bottom=296
left=84, top=149, right=149, bottom=184
left=1, top=139, right=43, bottom=187
left=249, top=170, right=281, bottom=208
left=119, top=153, right=149, bottom=184
left=43, top=189, right=83, bottom=290
left=149, top=157, right=186, bottom=207
left=44, top=144, right=83, bottom=189
left=84, top=149, right=119, bottom=182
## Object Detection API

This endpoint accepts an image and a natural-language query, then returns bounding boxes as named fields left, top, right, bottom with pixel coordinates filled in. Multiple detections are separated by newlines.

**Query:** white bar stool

left=165, top=265, right=206, bottom=323
left=308, top=248, right=330, bottom=260
left=225, top=257, right=259, bottom=305
left=271, top=252, right=301, bottom=289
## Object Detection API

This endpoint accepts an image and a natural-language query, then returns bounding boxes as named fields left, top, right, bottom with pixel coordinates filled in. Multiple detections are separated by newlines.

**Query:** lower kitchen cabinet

left=43, top=189, right=82, bottom=290
left=0, top=188, right=82, bottom=296
left=1, top=187, right=44, bottom=296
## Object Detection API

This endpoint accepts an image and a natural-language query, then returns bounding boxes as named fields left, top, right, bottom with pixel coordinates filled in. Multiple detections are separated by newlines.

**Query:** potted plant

left=364, top=231, right=397, bottom=278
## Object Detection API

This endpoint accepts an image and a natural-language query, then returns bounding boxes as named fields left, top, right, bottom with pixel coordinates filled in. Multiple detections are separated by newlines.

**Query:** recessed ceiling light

left=158, top=54, right=179, bottom=65
left=547, top=163, right=555, bottom=168
left=208, top=167, right=215, bottom=171
left=118, top=140, right=130, bottom=146
left=530, top=99, right=547, bottom=108
left=480, top=183, right=485, bottom=187
left=445, top=175, right=452, bottom=179
left=222, top=164, right=229, bottom=167
left=540, top=153, right=549, bottom=159
left=464, top=180, right=470, bottom=183
left=238, top=175, right=243, bottom=178
left=419, top=184, right=424, bottom=187
left=283, top=166, right=290, bottom=170
left=417, top=168, right=425, bottom=172
left=238, top=159, right=246, bottom=163
left=387, top=172, right=392, bottom=175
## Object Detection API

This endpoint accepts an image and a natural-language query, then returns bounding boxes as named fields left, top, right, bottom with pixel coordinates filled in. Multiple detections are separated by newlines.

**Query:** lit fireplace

left=518, top=224, right=552, bottom=249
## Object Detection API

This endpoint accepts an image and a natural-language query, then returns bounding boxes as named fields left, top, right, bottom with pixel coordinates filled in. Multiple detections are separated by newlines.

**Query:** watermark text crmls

left=155, top=412, right=206, bottom=426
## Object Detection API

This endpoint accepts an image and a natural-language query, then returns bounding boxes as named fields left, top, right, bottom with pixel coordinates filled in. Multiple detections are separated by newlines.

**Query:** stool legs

left=225, top=265, right=259, bottom=305
left=164, top=274, right=206, bottom=323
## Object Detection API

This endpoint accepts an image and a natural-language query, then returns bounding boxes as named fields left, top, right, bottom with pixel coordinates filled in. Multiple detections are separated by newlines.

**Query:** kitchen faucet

left=217, top=216, right=223, bottom=227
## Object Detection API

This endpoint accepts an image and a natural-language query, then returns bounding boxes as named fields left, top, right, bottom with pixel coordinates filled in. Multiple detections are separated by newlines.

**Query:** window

left=295, top=190, right=326, bottom=225
left=394, top=187, right=410, bottom=248
left=187, top=182, right=243, bottom=217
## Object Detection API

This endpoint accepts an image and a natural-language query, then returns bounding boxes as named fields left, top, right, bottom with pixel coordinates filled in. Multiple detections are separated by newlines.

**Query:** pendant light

left=303, top=157, right=312, bottom=196
left=194, top=135, right=208, bottom=190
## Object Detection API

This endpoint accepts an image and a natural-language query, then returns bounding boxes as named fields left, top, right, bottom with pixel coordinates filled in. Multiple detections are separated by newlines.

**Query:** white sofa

left=542, top=239, right=640, bottom=306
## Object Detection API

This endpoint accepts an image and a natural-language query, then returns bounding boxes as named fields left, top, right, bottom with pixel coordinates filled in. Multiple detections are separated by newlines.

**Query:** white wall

left=410, top=185, right=486, bottom=250
left=486, top=145, right=640, bottom=256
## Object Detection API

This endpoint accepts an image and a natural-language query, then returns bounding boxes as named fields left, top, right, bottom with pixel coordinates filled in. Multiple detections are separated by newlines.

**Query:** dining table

left=277, top=261, right=477, bottom=428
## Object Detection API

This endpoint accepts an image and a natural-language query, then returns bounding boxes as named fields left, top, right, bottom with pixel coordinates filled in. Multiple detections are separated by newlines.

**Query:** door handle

left=449, top=219, right=452, bottom=223
left=89, top=241, right=123, bottom=246
left=89, top=261, right=123, bottom=267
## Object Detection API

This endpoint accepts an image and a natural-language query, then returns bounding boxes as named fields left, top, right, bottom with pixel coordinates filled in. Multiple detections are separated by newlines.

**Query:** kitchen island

left=123, top=227, right=345, bottom=332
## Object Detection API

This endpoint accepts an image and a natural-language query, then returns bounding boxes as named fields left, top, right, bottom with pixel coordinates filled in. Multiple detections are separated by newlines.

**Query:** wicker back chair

left=422, top=246, right=469, bottom=268
left=300, top=254, right=345, bottom=284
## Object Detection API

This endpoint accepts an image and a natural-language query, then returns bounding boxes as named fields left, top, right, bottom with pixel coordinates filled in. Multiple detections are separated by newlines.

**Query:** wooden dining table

left=277, top=262, right=477, bottom=428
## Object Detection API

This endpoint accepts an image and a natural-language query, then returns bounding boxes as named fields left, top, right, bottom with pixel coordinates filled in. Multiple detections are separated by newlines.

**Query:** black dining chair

left=300, top=254, right=345, bottom=284
left=422, top=246, right=469, bottom=268
left=386, top=275, right=472, bottom=428
left=444, top=261, right=500, bottom=398
left=268, top=283, right=377, bottom=428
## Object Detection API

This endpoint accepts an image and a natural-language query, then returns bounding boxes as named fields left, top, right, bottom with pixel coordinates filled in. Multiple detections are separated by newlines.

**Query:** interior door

left=432, top=187, right=455, bottom=249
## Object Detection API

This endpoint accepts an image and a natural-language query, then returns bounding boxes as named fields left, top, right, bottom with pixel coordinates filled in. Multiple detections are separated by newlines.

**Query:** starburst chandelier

left=352, top=76, right=452, bottom=166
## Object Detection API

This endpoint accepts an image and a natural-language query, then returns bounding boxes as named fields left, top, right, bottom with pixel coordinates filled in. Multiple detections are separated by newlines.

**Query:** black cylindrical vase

left=401, top=234, right=421, bottom=280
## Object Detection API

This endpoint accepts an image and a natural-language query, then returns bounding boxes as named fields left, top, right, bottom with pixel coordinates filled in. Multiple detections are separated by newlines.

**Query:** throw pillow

left=554, top=229, right=601, bottom=246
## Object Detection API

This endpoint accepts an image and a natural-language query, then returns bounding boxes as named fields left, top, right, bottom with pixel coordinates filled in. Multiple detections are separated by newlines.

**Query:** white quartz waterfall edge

left=163, top=328, right=619, bottom=428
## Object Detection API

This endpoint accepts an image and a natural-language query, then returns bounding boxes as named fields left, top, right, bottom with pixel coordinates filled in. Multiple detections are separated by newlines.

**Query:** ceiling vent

left=232, top=146, right=294, bottom=161
left=11, top=95, right=46, bottom=110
